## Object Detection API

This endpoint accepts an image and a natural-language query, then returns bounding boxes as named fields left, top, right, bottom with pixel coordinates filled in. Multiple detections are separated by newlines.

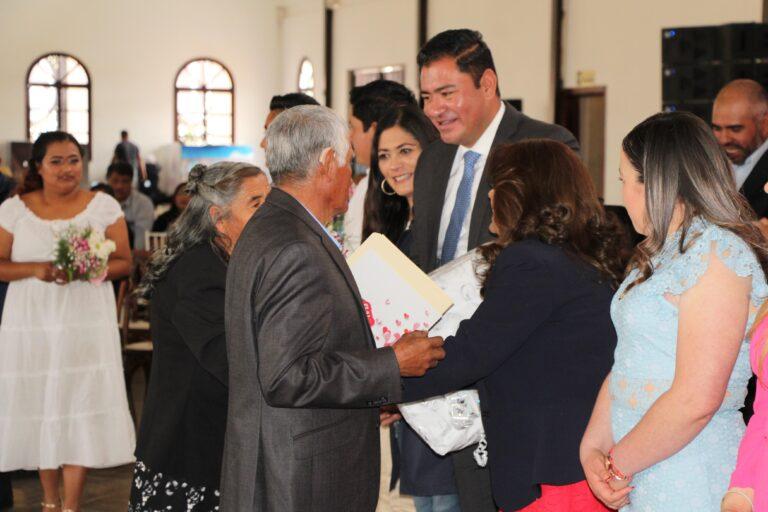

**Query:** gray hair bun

left=186, top=164, right=208, bottom=195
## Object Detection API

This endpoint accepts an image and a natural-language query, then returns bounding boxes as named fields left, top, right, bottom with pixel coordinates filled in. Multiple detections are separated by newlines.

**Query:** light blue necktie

left=440, top=150, right=481, bottom=264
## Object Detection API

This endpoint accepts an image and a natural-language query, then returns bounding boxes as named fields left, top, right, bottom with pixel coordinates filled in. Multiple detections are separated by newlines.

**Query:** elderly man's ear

left=317, top=147, right=338, bottom=182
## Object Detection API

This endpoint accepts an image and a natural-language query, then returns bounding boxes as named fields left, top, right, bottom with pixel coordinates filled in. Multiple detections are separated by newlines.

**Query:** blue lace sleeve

left=664, top=225, right=768, bottom=306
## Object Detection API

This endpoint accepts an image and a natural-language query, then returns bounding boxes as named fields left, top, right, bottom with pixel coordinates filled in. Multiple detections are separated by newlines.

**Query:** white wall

left=0, top=0, right=280, bottom=181
left=563, top=0, right=762, bottom=204
left=429, top=0, right=555, bottom=123
left=331, top=0, right=420, bottom=117
left=279, top=0, right=326, bottom=104
left=5, top=0, right=762, bottom=199
left=318, top=0, right=553, bottom=121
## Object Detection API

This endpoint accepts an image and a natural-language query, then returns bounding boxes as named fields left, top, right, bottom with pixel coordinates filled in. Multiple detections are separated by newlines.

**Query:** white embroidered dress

left=0, top=192, right=135, bottom=470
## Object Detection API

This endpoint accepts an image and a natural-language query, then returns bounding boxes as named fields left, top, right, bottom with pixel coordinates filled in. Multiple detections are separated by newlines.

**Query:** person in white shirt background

left=107, top=162, right=155, bottom=252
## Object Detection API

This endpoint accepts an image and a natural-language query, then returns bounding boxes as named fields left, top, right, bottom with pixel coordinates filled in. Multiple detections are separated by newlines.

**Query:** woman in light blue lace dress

left=580, top=111, right=768, bottom=511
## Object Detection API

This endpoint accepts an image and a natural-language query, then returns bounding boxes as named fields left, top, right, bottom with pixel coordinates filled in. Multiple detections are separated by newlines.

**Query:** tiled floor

left=3, top=370, right=148, bottom=512
left=5, top=465, right=134, bottom=511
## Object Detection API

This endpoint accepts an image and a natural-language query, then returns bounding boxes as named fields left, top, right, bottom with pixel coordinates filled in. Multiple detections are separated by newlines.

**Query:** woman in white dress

left=0, top=131, right=135, bottom=511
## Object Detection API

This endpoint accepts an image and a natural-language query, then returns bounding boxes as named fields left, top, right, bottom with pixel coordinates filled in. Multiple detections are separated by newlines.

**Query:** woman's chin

left=393, top=184, right=413, bottom=199
left=52, top=182, right=80, bottom=195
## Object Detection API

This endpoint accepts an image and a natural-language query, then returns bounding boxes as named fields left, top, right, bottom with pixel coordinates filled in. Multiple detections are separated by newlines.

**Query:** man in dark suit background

left=409, top=28, right=579, bottom=512
left=712, top=79, right=768, bottom=219
left=712, top=80, right=768, bottom=426
left=220, top=105, right=445, bottom=512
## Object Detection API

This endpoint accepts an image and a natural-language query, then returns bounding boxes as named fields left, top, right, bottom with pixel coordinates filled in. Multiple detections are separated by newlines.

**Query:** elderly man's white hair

left=266, top=105, right=350, bottom=185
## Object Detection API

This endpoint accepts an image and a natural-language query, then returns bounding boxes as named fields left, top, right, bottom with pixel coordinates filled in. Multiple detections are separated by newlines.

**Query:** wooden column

left=324, top=6, right=334, bottom=108
left=418, top=0, right=428, bottom=49
left=552, top=0, right=565, bottom=122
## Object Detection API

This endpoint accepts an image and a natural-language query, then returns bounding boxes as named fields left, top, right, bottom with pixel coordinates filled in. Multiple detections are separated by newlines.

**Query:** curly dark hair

left=479, top=139, right=626, bottom=294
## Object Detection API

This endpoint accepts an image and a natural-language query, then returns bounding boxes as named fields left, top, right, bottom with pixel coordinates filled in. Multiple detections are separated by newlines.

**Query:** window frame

left=25, top=52, right=93, bottom=157
left=174, top=57, right=235, bottom=146
left=298, top=57, right=316, bottom=97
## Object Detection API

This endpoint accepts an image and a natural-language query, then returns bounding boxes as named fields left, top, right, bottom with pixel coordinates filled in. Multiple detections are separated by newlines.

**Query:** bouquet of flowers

left=53, top=224, right=115, bottom=284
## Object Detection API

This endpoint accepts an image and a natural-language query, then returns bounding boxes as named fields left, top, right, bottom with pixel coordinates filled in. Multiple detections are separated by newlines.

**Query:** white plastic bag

left=398, top=250, right=488, bottom=464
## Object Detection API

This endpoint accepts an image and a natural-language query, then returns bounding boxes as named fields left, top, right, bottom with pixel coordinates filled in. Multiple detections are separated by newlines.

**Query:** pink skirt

left=512, top=481, right=609, bottom=512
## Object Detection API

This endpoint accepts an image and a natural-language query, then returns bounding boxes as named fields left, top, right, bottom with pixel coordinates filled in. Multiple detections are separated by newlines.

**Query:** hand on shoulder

left=721, top=487, right=754, bottom=512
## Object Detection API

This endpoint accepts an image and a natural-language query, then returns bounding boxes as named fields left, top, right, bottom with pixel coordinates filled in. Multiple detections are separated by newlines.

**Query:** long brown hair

left=480, top=139, right=626, bottom=291
left=621, top=111, right=768, bottom=292
left=363, top=105, right=439, bottom=243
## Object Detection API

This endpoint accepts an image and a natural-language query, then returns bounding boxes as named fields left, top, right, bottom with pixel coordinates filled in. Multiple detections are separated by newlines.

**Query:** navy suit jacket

left=403, top=239, right=616, bottom=510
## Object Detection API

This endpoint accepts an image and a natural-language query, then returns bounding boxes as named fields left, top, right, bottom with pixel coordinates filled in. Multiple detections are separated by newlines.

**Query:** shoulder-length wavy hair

left=479, top=139, right=626, bottom=292
left=621, top=111, right=768, bottom=291
left=137, top=161, right=266, bottom=296
left=363, top=104, right=439, bottom=243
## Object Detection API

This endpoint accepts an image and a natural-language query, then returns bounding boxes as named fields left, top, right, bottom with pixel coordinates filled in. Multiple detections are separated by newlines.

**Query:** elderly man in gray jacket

left=220, top=105, right=445, bottom=512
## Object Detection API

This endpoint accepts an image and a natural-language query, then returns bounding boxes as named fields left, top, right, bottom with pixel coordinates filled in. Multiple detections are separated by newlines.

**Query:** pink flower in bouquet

left=53, top=224, right=115, bottom=284
left=73, top=237, right=90, bottom=253
left=89, top=268, right=109, bottom=285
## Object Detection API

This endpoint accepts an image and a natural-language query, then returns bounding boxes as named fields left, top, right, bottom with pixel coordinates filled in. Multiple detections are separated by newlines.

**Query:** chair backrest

left=117, top=278, right=134, bottom=348
left=145, top=231, right=168, bottom=254
left=117, top=272, right=150, bottom=348
left=116, top=279, right=128, bottom=323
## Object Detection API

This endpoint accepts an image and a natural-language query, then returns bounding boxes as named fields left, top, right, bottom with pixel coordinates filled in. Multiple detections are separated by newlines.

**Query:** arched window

left=175, top=58, right=234, bottom=146
left=298, top=58, right=315, bottom=97
left=27, top=53, right=91, bottom=149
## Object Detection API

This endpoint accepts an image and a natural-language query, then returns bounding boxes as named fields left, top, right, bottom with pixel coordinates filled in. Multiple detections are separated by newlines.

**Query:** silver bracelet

left=723, top=490, right=754, bottom=511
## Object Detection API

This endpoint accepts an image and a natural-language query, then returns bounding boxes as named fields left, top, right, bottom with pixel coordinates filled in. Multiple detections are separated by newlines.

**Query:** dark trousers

left=451, top=445, right=496, bottom=512
left=0, top=472, right=12, bottom=508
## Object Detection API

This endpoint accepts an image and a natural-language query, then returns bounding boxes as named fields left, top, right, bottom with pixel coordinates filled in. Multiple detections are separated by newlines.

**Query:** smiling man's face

left=420, top=57, right=495, bottom=147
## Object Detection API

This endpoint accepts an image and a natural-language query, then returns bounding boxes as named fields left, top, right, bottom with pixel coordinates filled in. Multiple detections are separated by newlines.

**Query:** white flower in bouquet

left=53, top=224, right=116, bottom=284
left=93, top=237, right=117, bottom=261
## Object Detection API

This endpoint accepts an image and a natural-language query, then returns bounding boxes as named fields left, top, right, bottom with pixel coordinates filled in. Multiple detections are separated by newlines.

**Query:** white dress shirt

left=436, top=102, right=505, bottom=261
left=733, top=137, right=768, bottom=189
left=300, top=203, right=342, bottom=251
left=343, top=174, right=368, bottom=252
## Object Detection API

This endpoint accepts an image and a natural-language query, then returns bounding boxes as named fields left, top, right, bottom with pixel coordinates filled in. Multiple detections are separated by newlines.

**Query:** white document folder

left=349, top=238, right=488, bottom=461
left=347, top=233, right=453, bottom=347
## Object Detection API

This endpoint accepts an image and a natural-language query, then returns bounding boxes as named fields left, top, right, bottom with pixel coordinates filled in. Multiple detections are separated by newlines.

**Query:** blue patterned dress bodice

left=610, top=218, right=767, bottom=511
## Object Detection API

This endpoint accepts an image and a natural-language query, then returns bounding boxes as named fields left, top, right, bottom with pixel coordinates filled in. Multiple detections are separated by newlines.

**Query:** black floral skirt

left=128, top=460, right=220, bottom=512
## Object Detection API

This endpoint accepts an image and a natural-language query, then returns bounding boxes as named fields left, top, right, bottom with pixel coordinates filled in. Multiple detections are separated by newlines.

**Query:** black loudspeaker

left=663, top=101, right=713, bottom=122
left=723, top=23, right=768, bottom=60
left=663, top=63, right=726, bottom=103
left=662, top=26, right=722, bottom=65
left=661, top=23, right=768, bottom=120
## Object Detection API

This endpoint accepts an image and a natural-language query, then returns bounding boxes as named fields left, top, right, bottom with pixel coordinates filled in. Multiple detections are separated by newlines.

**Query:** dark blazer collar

left=467, top=102, right=520, bottom=247
left=492, top=102, right=523, bottom=145
left=267, top=187, right=336, bottom=243
left=430, top=101, right=521, bottom=173
left=423, top=101, right=516, bottom=260
left=740, top=149, right=768, bottom=200
left=266, top=188, right=374, bottom=345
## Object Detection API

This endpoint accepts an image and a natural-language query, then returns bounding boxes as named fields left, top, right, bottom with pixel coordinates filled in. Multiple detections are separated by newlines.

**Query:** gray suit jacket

left=409, top=103, right=580, bottom=273
left=220, top=188, right=403, bottom=512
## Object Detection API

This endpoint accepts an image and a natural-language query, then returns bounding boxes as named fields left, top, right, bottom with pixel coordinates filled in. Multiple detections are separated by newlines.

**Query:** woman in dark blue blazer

left=403, top=140, right=626, bottom=511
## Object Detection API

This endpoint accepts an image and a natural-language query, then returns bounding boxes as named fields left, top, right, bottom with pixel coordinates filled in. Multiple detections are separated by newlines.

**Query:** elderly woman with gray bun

left=128, top=162, right=270, bottom=512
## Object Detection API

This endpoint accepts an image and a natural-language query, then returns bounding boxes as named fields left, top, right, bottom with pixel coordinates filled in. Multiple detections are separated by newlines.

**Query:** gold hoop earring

left=380, top=179, right=397, bottom=196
